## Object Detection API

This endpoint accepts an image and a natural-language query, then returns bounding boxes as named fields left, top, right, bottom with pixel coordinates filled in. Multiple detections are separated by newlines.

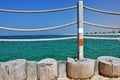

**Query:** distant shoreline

left=84, top=33, right=120, bottom=35
left=0, top=33, right=120, bottom=37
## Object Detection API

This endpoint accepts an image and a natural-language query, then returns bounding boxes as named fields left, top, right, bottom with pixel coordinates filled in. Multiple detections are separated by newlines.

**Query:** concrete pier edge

left=0, top=56, right=120, bottom=80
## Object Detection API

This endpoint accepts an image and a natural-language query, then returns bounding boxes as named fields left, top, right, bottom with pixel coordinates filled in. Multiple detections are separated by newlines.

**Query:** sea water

left=0, top=35, right=120, bottom=62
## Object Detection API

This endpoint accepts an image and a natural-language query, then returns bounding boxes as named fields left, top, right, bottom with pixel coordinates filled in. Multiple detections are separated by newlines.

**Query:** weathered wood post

left=77, top=0, right=84, bottom=60
left=66, top=1, right=95, bottom=79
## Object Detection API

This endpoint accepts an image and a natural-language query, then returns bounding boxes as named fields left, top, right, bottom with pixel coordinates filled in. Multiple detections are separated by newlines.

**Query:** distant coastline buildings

left=85, top=30, right=120, bottom=34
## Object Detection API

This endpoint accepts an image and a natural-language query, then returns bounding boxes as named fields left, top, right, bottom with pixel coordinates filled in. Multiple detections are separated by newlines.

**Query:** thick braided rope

left=0, top=36, right=119, bottom=42
left=84, top=6, right=120, bottom=15
left=0, top=36, right=77, bottom=42
left=84, top=21, right=120, bottom=29
left=84, top=36, right=120, bottom=40
left=0, top=6, right=77, bottom=14
left=0, top=21, right=77, bottom=32
left=1, top=5, right=120, bottom=15
left=0, top=21, right=120, bottom=32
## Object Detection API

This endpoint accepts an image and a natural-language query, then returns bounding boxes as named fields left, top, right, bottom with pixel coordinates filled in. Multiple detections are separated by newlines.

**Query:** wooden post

left=77, top=0, right=84, bottom=60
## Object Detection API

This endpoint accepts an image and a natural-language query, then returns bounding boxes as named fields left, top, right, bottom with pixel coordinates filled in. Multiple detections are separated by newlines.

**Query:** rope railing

left=0, top=36, right=119, bottom=42
left=84, top=36, right=120, bottom=41
left=0, top=21, right=77, bottom=32
left=84, top=21, right=120, bottom=29
left=0, top=21, right=120, bottom=32
left=84, top=6, right=120, bottom=15
left=0, top=0, right=119, bottom=62
left=0, top=36, right=77, bottom=42
left=0, top=6, right=77, bottom=14
left=0, top=3, right=120, bottom=42
left=1, top=5, right=120, bottom=15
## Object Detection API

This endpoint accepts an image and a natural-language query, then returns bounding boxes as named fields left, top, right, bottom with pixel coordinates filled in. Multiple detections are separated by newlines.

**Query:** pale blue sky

left=0, top=0, right=120, bottom=36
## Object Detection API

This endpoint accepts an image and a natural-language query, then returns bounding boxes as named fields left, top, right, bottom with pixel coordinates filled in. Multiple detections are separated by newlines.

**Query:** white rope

left=0, top=6, right=77, bottom=14
left=0, top=21, right=77, bottom=32
left=0, top=36, right=77, bottom=42
left=84, top=21, right=120, bottom=29
left=84, top=36, right=120, bottom=41
left=0, top=36, right=120, bottom=42
left=84, top=6, right=120, bottom=15
left=1, top=5, right=120, bottom=15
left=1, top=21, right=120, bottom=32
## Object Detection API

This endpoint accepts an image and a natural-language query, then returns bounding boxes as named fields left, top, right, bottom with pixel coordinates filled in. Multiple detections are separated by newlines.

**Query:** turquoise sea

left=0, top=35, right=120, bottom=62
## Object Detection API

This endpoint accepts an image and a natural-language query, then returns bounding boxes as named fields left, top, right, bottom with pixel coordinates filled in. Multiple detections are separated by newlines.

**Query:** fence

left=0, top=1, right=120, bottom=60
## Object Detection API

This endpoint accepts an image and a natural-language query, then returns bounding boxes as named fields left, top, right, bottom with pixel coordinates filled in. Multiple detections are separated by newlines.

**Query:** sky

left=0, top=0, right=120, bottom=36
